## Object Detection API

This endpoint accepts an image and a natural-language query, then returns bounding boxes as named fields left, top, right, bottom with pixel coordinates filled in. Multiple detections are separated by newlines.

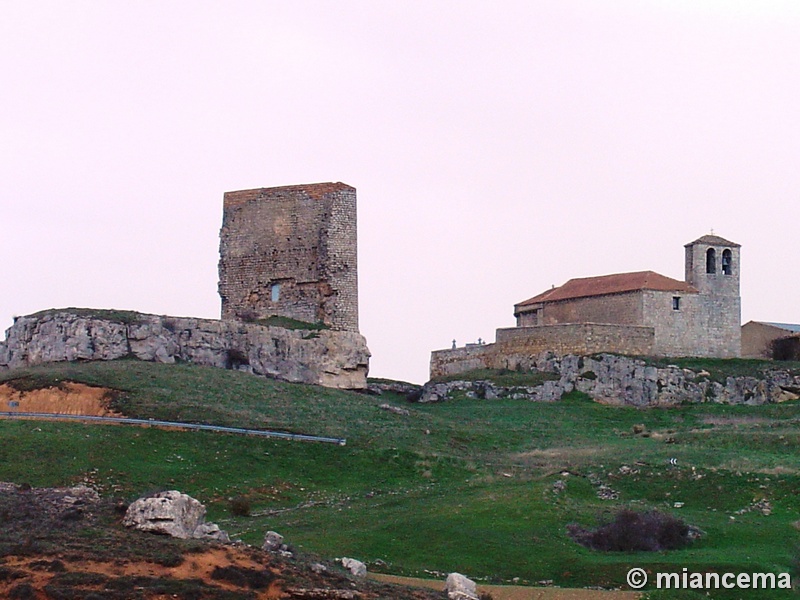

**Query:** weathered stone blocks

left=218, top=183, right=359, bottom=332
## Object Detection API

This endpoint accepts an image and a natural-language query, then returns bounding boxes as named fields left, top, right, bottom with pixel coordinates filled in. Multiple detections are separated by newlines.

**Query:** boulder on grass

left=123, top=490, right=229, bottom=543
left=262, top=530, right=285, bottom=552
left=445, top=572, right=479, bottom=600
left=341, top=557, right=367, bottom=577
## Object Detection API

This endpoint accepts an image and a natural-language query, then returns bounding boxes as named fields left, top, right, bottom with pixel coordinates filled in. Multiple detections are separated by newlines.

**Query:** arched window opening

left=722, top=249, right=733, bottom=275
left=706, top=248, right=716, bottom=274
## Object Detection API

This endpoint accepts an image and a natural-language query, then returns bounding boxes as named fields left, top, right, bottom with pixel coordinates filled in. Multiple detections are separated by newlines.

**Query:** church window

left=722, top=249, right=733, bottom=275
left=706, top=248, right=716, bottom=274
left=672, top=296, right=681, bottom=311
left=271, top=283, right=281, bottom=302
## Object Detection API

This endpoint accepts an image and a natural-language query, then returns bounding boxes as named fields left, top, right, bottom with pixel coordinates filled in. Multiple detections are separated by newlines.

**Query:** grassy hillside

left=1, top=359, right=798, bottom=598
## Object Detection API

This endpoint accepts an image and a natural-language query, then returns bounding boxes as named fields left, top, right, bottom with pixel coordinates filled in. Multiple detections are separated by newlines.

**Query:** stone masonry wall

left=642, top=290, right=740, bottom=358
left=0, top=310, right=370, bottom=390
left=538, top=292, right=644, bottom=326
left=430, top=323, right=655, bottom=378
left=218, top=183, right=358, bottom=332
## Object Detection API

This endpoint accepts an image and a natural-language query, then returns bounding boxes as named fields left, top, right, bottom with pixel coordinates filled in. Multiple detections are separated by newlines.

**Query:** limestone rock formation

left=340, top=557, right=367, bottom=578
left=367, top=380, right=421, bottom=397
left=445, top=573, right=479, bottom=600
left=262, top=530, right=285, bottom=552
left=421, top=352, right=800, bottom=406
left=122, top=490, right=229, bottom=542
left=193, top=522, right=231, bottom=543
left=0, top=309, right=370, bottom=390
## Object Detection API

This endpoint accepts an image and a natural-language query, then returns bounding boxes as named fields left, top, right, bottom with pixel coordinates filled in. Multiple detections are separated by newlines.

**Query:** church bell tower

left=684, top=234, right=741, bottom=357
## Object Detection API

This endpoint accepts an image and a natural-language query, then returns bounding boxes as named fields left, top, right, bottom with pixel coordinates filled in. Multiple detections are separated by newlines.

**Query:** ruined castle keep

left=1, top=181, right=370, bottom=390
left=218, top=182, right=359, bottom=332
left=431, top=234, right=742, bottom=378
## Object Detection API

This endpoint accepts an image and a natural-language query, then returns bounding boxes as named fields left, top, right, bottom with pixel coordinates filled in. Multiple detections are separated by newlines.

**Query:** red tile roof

left=516, top=271, right=697, bottom=307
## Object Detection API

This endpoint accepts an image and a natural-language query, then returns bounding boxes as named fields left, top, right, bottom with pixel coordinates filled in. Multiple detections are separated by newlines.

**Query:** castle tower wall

left=218, top=182, right=359, bottom=332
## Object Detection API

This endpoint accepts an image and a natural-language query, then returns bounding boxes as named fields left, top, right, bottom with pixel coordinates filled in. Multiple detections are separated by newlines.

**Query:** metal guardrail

left=0, top=412, right=346, bottom=445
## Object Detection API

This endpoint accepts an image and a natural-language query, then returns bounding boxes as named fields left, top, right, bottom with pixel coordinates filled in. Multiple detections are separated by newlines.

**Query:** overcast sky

left=2, top=1, right=800, bottom=384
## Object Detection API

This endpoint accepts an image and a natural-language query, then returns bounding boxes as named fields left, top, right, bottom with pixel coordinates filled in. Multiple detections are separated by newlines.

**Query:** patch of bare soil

left=371, top=574, right=641, bottom=600
left=0, top=382, right=122, bottom=417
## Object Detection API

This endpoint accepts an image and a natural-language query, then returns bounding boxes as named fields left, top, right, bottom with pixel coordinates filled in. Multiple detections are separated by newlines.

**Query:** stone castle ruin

left=0, top=182, right=369, bottom=389
left=431, top=234, right=742, bottom=378
left=219, top=183, right=359, bottom=332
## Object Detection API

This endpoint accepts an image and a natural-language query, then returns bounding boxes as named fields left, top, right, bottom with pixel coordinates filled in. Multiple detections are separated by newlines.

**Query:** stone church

left=430, top=234, right=742, bottom=378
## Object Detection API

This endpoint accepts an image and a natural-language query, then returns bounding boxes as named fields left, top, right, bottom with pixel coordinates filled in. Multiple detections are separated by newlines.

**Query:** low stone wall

left=430, top=344, right=496, bottom=379
left=0, top=310, right=370, bottom=390
left=430, top=323, right=654, bottom=379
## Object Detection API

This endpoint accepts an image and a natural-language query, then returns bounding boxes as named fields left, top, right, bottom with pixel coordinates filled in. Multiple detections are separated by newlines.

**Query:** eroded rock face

left=421, top=352, right=800, bottom=406
left=0, top=310, right=370, bottom=390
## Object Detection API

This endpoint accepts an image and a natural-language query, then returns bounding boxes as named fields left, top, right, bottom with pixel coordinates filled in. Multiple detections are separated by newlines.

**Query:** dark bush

left=153, top=551, right=184, bottom=568
left=9, top=583, right=36, bottom=600
left=228, top=496, right=251, bottom=517
left=210, top=565, right=275, bottom=589
left=568, top=509, right=693, bottom=552
left=770, top=336, right=800, bottom=361
left=405, top=389, right=423, bottom=403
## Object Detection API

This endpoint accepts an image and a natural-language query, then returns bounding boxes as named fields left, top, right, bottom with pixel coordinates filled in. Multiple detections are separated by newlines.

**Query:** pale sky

left=2, top=1, right=799, bottom=384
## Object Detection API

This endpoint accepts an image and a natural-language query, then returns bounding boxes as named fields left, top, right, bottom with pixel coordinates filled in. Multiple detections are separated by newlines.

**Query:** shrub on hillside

left=568, top=509, right=694, bottom=552
left=228, top=496, right=251, bottom=517
left=770, top=336, right=800, bottom=361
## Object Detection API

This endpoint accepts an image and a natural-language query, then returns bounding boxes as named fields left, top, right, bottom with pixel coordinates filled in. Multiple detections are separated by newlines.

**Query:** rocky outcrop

left=123, top=490, right=229, bottom=542
left=0, top=309, right=370, bottom=390
left=0, top=482, right=100, bottom=522
left=367, top=380, right=421, bottom=397
left=421, top=352, right=800, bottom=407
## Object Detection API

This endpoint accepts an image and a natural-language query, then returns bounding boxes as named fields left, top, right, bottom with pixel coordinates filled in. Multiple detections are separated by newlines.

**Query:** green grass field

left=1, top=359, right=798, bottom=598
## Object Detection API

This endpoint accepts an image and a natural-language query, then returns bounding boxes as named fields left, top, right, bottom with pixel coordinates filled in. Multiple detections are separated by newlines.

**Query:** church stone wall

left=537, top=292, right=644, bottom=326
left=218, top=183, right=358, bottom=332
left=643, top=290, right=740, bottom=358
